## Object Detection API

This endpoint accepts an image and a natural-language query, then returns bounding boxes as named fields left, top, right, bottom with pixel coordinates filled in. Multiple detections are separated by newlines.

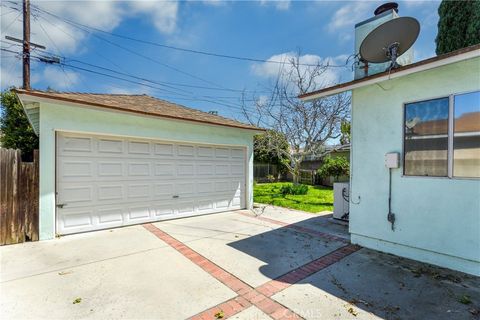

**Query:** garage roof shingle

left=15, top=89, right=263, bottom=131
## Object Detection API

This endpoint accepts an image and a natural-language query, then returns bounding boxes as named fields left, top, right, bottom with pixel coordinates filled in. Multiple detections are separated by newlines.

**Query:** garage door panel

left=178, top=201, right=195, bottom=214
left=197, top=146, right=214, bottom=157
left=197, top=181, right=214, bottom=193
left=128, top=140, right=151, bottom=154
left=232, top=196, right=242, bottom=207
left=197, top=163, right=214, bottom=175
left=177, top=163, right=195, bottom=176
left=154, top=203, right=175, bottom=216
left=98, top=161, right=124, bottom=177
left=127, top=162, right=151, bottom=176
left=61, top=209, right=94, bottom=229
left=97, top=207, right=124, bottom=224
left=127, top=184, right=151, bottom=199
left=59, top=185, right=93, bottom=204
left=56, top=132, right=246, bottom=235
left=215, top=147, right=230, bottom=158
left=154, top=162, right=175, bottom=176
left=59, top=160, right=94, bottom=179
left=127, top=205, right=152, bottom=220
left=215, top=164, right=230, bottom=175
left=154, top=143, right=174, bottom=156
left=60, top=135, right=93, bottom=153
left=177, top=144, right=195, bottom=157
left=231, top=163, right=244, bottom=175
left=98, top=184, right=124, bottom=201
left=231, top=148, right=244, bottom=158
left=175, top=182, right=195, bottom=196
left=98, top=138, right=124, bottom=154
left=154, top=183, right=175, bottom=197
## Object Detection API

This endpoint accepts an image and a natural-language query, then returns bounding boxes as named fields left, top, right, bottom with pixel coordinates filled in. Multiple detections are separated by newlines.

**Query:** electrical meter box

left=385, top=152, right=400, bottom=168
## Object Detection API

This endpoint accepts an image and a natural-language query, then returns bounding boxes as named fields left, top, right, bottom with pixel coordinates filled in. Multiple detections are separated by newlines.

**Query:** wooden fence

left=254, top=163, right=279, bottom=182
left=0, top=149, right=39, bottom=245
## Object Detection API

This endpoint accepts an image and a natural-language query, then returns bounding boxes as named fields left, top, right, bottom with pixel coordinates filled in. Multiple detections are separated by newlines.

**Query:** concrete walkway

left=1, top=206, right=479, bottom=319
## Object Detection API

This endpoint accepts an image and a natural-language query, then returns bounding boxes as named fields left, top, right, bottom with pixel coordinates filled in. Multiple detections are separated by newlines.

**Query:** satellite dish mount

left=385, top=42, right=401, bottom=70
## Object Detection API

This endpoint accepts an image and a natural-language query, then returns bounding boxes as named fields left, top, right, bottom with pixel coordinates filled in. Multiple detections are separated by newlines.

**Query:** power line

left=9, top=3, right=328, bottom=96
left=30, top=3, right=350, bottom=69
left=3, top=45, right=294, bottom=112
left=20, top=40, right=273, bottom=94
left=4, top=41, right=273, bottom=104
left=25, top=55, right=256, bottom=113
left=31, top=5, right=232, bottom=91
left=0, top=11, right=21, bottom=36
left=34, top=17, right=79, bottom=91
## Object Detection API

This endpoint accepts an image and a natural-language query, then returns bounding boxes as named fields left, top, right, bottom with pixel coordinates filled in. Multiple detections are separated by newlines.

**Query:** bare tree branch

left=241, top=51, right=351, bottom=183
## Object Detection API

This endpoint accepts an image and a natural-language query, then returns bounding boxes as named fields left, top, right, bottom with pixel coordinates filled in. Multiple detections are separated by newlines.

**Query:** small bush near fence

left=317, top=156, right=350, bottom=181
left=280, top=183, right=308, bottom=195
left=266, top=174, right=276, bottom=183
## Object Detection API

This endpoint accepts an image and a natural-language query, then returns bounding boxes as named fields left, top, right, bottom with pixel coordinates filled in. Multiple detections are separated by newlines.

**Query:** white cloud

left=0, top=1, right=179, bottom=56
left=256, top=95, right=269, bottom=107
left=0, top=56, right=22, bottom=89
left=104, top=84, right=153, bottom=95
left=327, top=1, right=378, bottom=34
left=37, top=1, right=125, bottom=32
left=251, top=52, right=348, bottom=89
left=202, top=0, right=227, bottom=6
left=0, top=0, right=181, bottom=90
left=40, top=65, right=80, bottom=90
left=129, top=1, right=178, bottom=34
left=259, top=0, right=291, bottom=11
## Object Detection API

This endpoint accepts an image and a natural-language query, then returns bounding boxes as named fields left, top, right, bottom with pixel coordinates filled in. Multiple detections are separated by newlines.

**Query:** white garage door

left=56, top=132, right=246, bottom=235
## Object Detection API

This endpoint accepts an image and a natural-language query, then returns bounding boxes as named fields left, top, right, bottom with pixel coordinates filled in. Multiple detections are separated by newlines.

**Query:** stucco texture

left=37, top=101, right=256, bottom=240
left=350, top=56, right=480, bottom=275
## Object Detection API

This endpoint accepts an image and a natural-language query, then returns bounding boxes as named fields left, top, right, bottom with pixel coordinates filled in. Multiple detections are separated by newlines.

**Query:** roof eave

left=14, top=89, right=265, bottom=133
left=299, top=45, right=480, bottom=101
left=15, top=92, right=40, bottom=136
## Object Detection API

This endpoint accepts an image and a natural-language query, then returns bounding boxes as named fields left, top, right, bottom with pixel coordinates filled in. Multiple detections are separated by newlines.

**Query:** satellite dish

left=360, top=17, right=420, bottom=70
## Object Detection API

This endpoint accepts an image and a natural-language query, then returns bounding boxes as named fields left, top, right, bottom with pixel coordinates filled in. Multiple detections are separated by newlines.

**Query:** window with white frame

left=404, top=91, right=480, bottom=178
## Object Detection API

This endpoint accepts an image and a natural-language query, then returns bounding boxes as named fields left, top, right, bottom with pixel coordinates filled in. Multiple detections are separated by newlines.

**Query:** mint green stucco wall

left=350, top=57, right=480, bottom=276
left=38, top=102, right=257, bottom=240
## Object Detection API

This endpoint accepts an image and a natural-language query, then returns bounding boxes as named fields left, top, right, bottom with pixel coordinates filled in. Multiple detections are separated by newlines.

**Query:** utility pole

left=22, top=0, right=31, bottom=90
left=5, top=1, right=54, bottom=88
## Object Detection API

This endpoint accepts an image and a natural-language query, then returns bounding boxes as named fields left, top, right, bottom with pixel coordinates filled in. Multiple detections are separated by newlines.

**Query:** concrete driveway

left=1, top=207, right=479, bottom=320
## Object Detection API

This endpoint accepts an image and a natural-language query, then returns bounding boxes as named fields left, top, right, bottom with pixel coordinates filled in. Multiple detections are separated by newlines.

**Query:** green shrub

left=317, top=156, right=350, bottom=181
left=266, top=174, right=276, bottom=183
left=280, top=183, right=308, bottom=195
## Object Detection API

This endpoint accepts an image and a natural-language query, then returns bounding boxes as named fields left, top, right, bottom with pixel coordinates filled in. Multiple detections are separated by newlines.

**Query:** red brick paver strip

left=237, top=211, right=350, bottom=244
left=143, top=221, right=360, bottom=320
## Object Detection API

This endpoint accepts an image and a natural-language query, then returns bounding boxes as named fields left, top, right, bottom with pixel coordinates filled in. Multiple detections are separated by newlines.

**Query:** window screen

left=404, top=98, right=449, bottom=176
left=453, top=91, right=480, bottom=178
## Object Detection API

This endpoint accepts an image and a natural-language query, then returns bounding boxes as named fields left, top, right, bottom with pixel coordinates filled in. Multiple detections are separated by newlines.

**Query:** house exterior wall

left=38, top=101, right=256, bottom=240
left=350, top=56, right=480, bottom=276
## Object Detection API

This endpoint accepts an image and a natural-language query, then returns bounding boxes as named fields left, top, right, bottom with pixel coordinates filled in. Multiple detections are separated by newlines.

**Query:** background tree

left=0, top=89, right=39, bottom=160
left=254, top=130, right=290, bottom=174
left=340, top=120, right=351, bottom=145
left=242, top=52, right=351, bottom=183
left=317, top=156, right=350, bottom=182
left=435, top=0, right=480, bottom=55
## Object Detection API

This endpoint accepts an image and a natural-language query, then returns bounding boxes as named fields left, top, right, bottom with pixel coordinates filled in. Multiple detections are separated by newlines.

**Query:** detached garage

left=15, top=90, right=263, bottom=240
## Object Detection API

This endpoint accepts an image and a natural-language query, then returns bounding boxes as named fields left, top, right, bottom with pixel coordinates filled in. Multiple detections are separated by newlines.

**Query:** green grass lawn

left=253, top=182, right=333, bottom=213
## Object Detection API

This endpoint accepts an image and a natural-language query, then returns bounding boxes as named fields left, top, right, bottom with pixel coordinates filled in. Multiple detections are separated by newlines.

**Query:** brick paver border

left=237, top=211, right=350, bottom=244
left=143, top=214, right=360, bottom=320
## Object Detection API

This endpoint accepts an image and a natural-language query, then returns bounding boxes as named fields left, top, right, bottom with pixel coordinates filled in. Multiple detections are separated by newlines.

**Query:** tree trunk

left=292, top=163, right=301, bottom=185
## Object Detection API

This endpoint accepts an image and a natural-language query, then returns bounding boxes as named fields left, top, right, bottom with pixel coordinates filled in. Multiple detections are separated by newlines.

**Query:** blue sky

left=1, top=0, right=441, bottom=121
